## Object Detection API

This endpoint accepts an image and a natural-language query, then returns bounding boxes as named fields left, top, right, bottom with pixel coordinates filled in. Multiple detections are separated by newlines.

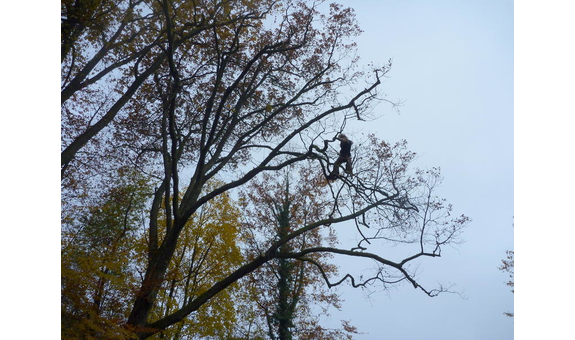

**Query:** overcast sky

left=318, top=1, right=514, bottom=339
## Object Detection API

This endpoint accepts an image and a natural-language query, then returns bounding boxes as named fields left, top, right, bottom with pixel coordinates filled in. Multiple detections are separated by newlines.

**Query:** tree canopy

left=61, top=0, right=469, bottom=338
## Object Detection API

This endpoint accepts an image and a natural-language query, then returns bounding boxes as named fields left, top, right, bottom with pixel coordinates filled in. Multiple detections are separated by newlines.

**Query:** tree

left=61, top=167, right=150, bottom=339
left=499, top=250, right=514, bottom=318
left=62, top=0, right=470, bottom=338
left=234, top=166, right=358, bottom=340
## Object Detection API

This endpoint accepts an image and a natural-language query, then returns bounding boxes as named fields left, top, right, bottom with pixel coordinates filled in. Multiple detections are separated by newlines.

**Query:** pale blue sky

left=320, top=1, right=514, bottom=339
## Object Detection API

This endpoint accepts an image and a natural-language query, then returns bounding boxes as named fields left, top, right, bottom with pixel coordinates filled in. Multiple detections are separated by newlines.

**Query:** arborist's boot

left=345, top=162, right=353, bottom=175
left=326, top=173, right=338, bottom=180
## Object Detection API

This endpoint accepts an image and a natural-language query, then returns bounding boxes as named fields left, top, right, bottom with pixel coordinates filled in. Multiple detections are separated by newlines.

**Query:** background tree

left=61, top=167, right=150, bottom=339
left=62, top=0, right=470, bottom=338
left=499, top=250, right=514, bottom=317
left=234, top=166, right=358, bottom=340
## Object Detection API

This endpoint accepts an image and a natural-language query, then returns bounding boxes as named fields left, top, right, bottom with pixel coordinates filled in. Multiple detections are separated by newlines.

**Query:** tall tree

left=62, top=0, right=470, bottom=339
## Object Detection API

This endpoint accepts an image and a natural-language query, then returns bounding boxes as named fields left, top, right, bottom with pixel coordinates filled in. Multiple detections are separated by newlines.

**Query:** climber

left=326, top=133, right=353, bottom=180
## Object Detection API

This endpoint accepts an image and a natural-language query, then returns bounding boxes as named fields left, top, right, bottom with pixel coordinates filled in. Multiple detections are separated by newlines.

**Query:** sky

left=314, top=0, right=515, bottom=339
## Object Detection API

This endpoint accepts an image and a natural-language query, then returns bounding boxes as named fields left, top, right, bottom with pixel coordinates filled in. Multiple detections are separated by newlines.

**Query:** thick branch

left=145, top=254, right=269, bottom=336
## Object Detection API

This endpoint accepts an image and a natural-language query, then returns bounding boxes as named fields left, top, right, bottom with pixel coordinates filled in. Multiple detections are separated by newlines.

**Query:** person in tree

left=327, top=133, right=353, bottom=180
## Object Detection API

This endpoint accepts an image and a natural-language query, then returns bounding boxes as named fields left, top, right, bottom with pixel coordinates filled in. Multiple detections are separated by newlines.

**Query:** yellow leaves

left=62, top=248, right=137, bottom=339
left=62, top=169, right=152, bottom=339
left=143, top=179, right=244, bottom=339
left=61, top=173, right=248, bottom=339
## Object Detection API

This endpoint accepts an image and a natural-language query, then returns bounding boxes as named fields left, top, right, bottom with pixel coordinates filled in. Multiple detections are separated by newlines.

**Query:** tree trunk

left=127, top=224, right=182, bottom=336
left=275, top=191, right=295, bottom=340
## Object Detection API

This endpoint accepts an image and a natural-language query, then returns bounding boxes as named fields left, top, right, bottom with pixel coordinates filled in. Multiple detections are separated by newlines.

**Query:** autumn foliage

left=62, top=0, right=469, bottom=339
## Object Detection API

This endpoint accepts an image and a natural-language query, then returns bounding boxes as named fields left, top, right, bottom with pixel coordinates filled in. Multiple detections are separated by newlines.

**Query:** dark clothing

left=339, top=140, right=352, bottom=158
left=327, top=139, right=353, bottom=180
